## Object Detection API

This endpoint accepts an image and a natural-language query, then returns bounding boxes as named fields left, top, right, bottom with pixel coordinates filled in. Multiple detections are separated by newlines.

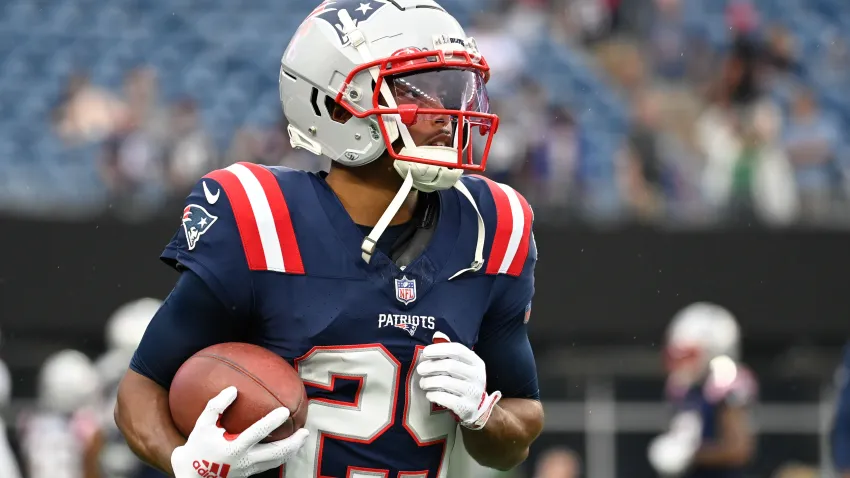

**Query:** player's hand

left=416, top=336, right=501, bottom=430
left=171, top=386, right=309, bottom=478
left=647, top=433, right=696, bottom=477
left=647, top=410, right=702, bottom=477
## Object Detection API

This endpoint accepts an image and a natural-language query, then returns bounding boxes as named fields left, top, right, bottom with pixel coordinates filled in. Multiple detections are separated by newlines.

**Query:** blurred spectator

left=763, top=25, right=800, bottom=76
left=697, top=91, right=798, bottom=225
left=558, top=0, right=621, bottom=45
left=783, top=88, right=842, bottom=221
left=723, top=34, right=764, bottom=107
left=98, top=68, right=171, bottom=215
left=99, top=113, right=166, bottom=215
left=164, top=99, right=217, bottom=195
left=482, top=98, right=530, bottom=185
left=726, top=0, right=760, bottom=37
left=496, top=0, right=549, bottom=45
left=537, top=106, right=579, bottom=206
left=810, top=30, right=850, bottom=89
left=467, top=12, right=525, bottom=90
left=648, top=0, right=689, bottom=82
left=619, top=89, right=668, bottom=221
left=52, top=72, right=127, bottom=145
left=594, top=39, right=648, bottom=99
left=532, top=447, right=582, bottom=478
left=122, top=67, right=170, bottom=146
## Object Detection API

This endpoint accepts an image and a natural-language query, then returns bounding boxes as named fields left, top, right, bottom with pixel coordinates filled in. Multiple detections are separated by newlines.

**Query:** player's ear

left=325, top=97, right=353, bottom=124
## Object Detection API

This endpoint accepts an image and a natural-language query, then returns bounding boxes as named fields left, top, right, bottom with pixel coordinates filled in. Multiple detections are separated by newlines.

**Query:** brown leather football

left=169, top=342, right=308, bottom=442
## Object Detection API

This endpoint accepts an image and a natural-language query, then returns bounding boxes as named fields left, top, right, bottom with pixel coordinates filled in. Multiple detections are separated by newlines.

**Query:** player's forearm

left=693, top=405, right=753, bottom=467
left=692, top=439, right=753, bottom=467
left=114, top=370, right=186, bottom=476
left=460, top=398, right=544, bottom=471
left=83, top=431, right=104, bottom=478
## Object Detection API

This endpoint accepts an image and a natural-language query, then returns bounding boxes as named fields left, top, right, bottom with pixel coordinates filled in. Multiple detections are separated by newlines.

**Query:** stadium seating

left=0, top=0, right=629, bottom=215
left=4, top=0, right=847, bottom=215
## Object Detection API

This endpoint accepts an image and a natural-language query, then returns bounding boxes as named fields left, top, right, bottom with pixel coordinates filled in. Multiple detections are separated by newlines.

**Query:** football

left=169, top=342, right=308, bottom=442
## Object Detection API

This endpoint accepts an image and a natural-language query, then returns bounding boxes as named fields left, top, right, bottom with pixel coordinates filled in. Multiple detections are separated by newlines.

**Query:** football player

left=114, top=1, right=544, bottom=477
left=648, top=303, right=757, bottom=478
left=97, top=298, right=168, bottom=478
left=0, top=329, right=22, bottom=478
left=20, top=349, right=103, bottom=478
left=831, top=342, right=850, bottom=478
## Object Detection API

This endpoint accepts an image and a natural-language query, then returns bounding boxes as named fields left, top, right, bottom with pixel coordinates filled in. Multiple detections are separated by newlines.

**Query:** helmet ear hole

left=310, top=87, right=323, bottom=117
left=325, top=96, right=353, bottom=124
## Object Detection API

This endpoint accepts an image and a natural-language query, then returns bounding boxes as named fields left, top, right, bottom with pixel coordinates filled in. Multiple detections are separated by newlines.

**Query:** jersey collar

left=309, top=171, right=461, bottom=288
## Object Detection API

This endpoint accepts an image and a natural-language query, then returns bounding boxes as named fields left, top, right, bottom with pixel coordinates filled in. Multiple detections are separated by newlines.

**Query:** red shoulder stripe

left=240, top=163, right=304, bottom=274
left=506, top=190, right=533, bottom=276
left=204, top=168, right=267, bottom=271
left=204, top=163, right=304, bottom=274
left=470, top=175, right=533, bottom=277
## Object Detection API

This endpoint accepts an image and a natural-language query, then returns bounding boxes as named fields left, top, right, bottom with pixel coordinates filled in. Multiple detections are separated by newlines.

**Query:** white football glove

left=171, top=386, right=309, bottom=478
left=647, top=411, right=703, bottom=476
left=416, top=334, right=501, bottom=430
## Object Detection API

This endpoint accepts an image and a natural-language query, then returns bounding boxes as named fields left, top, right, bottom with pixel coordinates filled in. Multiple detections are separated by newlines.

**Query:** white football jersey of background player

left=20, top=409, right=99, bottom=478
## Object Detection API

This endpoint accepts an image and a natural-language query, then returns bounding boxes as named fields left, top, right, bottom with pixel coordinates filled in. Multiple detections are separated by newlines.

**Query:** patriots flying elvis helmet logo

left=395, top=322, right=418, bottom=336
left=182, top=204, right=218, bottom=250
left=308, top=0, right=389, bottom=45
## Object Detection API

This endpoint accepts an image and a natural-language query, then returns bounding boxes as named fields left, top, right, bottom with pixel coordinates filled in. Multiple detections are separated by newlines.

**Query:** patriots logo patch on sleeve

left=182, top=204, right=218, bottom=250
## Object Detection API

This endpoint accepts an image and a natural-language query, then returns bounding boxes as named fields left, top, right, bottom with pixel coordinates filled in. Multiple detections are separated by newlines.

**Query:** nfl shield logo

left=395, top=276, right=417, bottom=305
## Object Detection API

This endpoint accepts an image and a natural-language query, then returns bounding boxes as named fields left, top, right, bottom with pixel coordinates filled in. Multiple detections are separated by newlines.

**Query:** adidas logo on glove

left=193, top=460, right=231, bottom=478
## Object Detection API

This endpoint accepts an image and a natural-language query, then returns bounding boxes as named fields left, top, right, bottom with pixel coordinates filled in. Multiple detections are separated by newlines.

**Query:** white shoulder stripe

left=496, top=183, right=526, bottom=274
left=225, top=163, right=286, bottom=272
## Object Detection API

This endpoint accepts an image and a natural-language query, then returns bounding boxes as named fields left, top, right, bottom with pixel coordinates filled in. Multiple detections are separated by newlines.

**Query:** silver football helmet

left=38, top=349, right=101, bottom=414
left=0, top=359, right=10, bottom=408
left=105, top=297, right=161, bottom=353
left=280, top=0, right=494, bottom=270
left=664, top=302, right=741, bottom=386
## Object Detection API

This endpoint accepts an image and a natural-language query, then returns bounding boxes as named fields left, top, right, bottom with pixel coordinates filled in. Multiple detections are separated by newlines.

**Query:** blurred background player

left=0, top=327, right=23, bottom=478
left=96, top=298, right=166, bottom=478
left=831, top=342, right=850, bottom=478
left=648, top=302, right=757, bottom=478
left=532, top=447, right=582, bottom=478
left=19, top=349, right=104, bottom=478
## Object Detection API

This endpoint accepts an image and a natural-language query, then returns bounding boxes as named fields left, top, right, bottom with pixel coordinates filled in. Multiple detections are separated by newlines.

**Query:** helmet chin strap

left=361, top=169, right=414, bottom=264
left=340, top=11, right=484, bottom=278
left=359, top=168, right=484, bottom=280
left=448, top=179, right=485, bottom=279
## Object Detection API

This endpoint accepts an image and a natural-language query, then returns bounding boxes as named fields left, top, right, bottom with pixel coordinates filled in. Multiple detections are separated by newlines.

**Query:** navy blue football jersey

left=665, top=364, right=757, bottom=478
left=135, top=162, right=538, bottom=478
left=831, top=343, right=850, bottom=472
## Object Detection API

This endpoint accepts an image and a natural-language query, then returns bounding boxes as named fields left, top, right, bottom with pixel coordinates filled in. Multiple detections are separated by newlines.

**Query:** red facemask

left=335, top=47, right=499, bottom=172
